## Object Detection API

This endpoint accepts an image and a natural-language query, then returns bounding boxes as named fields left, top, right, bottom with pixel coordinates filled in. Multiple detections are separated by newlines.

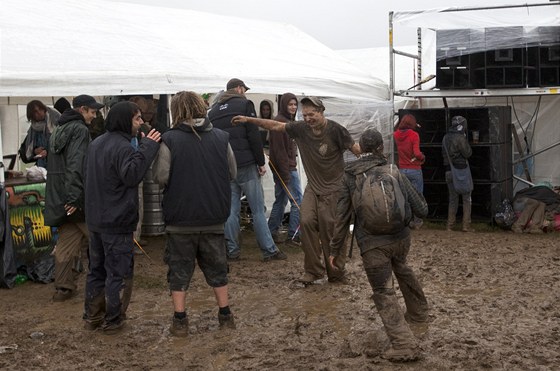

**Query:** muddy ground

left=1, top=225, right=559, bottom=370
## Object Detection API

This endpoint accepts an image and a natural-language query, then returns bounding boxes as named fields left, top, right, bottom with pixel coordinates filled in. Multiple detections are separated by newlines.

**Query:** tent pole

left=389, top=11, right=395, bottom=165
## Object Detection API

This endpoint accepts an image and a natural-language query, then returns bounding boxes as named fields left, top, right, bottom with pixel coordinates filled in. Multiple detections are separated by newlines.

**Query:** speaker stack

left=397, top=107, right=512, bottom=223
left=436, top=26, right=560, bottom=89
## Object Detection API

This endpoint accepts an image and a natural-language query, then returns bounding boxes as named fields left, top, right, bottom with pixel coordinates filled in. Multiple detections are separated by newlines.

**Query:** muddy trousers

left=362, top=236, right=428, bottom=348
left=445, top=171, right=472, bottom=229
left=84, top=232, right=134, bottom=326
left=54, top=222, right=89, bottom=292
left=300, top=189, right=346, bottom=280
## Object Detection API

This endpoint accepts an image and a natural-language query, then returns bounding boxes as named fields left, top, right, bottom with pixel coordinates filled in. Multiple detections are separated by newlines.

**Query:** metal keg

left=142, top=167, right=165, bottom=236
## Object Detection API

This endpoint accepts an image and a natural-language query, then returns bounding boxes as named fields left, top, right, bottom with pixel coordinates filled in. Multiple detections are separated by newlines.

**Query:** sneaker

left=263, top=250, right=287, bottom=262
left=462, top=226, right=475, bottom=232
left=446, top=224, right=454, bottom=232
left=101, top=320, right=125, bottom=335
left=298, top=273, right=322, bottom=284
left=53, top=289, right=76, bottom=302
left=227, top=254, right=241, bottom=262
left=381, top=346, right=420, bottom=362
left=285, top=235, right=301, bottom=247
left=511, top=224, right=523, bottom=233
left=170, top=316, right=189, bottom=337
left=218, top=313, right=236, bottom=329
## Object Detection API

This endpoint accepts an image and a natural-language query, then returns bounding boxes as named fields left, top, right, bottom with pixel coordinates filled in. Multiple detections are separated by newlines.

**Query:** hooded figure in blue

left=83, top=101, right=161, bottom=334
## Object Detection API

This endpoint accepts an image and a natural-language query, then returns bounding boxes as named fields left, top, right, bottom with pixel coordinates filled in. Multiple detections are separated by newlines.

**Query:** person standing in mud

left=83, top=101, right=161, bottom=334
left=329, top=128, right=429, bottom=362
left=208, top=78, right=286, bottom=262
left=442, top=116, right=473, bottom=232
left=45, top=95, right=104, bottom=302
left=153, top=91, right=237, bottom=336
left=232, top=97, right=361, bottom=284
left=267, top=93, right=303, bottom=246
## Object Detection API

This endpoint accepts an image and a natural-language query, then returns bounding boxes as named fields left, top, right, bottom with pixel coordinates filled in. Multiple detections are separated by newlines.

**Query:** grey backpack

left=353, top=164, right=409, bottom=235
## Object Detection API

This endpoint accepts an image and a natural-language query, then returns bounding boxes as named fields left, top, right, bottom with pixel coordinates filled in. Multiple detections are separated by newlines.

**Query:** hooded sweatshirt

left=207, top=90, right=264, bottom=168
left=85, top=102, right=160, bottom=234
left=269, top=93, right=298, bottom=182
left=44, top=109, right=91, bottom=226
left=394, top=115, right=424, bottom=170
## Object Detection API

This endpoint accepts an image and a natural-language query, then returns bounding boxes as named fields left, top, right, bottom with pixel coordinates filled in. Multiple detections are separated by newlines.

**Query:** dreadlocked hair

left=171, top=91, right=208, bottom=128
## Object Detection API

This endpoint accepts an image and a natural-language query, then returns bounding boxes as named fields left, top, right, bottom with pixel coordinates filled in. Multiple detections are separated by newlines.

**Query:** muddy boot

left=84, top=292, right=106, bottom=330
left=372, top=291, right=418, bottom=362
left=398, top=282, right=429, bottom=324
left=446, top=217, right=455, bottom=232
left=462, top=197, right=474, bottom=232
left=120, top=276, right=134, bottom=319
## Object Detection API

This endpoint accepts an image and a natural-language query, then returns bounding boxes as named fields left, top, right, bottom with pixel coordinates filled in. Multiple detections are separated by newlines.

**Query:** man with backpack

left=329, top=128, right=429, bottom=362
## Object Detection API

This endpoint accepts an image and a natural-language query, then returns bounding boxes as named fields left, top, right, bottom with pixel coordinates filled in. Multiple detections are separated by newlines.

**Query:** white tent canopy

left=0, top=0, right=388, bottom=101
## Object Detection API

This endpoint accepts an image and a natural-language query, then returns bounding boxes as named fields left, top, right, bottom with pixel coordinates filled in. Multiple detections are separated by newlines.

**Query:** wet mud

left=1, top=228, right=559, bottom=370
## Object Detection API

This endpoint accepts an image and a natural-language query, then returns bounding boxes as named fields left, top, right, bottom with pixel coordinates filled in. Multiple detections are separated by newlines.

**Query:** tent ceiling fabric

left=0, top=0, right=388, bottom=100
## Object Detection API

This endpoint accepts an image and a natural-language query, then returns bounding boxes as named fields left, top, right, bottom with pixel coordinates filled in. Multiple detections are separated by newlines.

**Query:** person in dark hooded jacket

left=45, top=94, right=104, bottom=302
left=329, top=128, right=429, bottom=362
left=442, top=115, right=473, bottom=232
left=83, top=101, right=161, bottom=334
left=267, top=93, right=302, bottom=245
left=207, top=78, right=285, bottom=262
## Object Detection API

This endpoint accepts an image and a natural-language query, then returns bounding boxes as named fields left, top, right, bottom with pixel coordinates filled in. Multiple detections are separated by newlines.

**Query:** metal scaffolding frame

left=388, top=2, right=560, bottom=187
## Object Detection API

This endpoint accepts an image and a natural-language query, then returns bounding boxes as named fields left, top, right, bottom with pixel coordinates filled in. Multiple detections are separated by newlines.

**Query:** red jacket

left=394, top=129, right=424, bottom=170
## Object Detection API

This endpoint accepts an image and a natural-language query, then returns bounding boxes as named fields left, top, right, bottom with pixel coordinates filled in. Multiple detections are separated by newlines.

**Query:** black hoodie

left=85, top=102, right=160, bottom=234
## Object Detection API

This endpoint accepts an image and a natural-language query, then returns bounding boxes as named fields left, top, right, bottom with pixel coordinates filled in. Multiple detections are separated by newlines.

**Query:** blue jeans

left=268, top=170, right=302, bottom=238
left=400, top=168, right=423, bottom=194
left=225, top=164, right=277, bottom=258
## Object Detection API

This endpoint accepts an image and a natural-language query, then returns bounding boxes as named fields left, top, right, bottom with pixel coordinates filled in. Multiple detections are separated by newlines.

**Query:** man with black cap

left=329, top=128, right=429, bottom=362
left=442, top=115, right=473, bottom=232
left=208, top=78, right=286, bottom=262
left=45, top=94, right=104, bottom=302
left=232, top=96, right=361, bottom=284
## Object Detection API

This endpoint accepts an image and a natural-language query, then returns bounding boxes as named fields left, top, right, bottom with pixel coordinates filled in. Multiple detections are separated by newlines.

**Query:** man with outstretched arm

left=232, top=97, right=361, bottom=284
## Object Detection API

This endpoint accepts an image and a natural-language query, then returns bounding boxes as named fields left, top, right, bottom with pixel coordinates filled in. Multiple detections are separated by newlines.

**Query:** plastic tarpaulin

left=0, top=0, right=388, bottom=101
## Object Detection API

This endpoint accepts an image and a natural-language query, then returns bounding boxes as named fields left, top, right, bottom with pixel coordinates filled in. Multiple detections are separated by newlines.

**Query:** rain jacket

left=442, top=125, right=472, bottom=170
left=44, top=109, right=90, bottom=226
left=85, top=102, right=160, bottom=234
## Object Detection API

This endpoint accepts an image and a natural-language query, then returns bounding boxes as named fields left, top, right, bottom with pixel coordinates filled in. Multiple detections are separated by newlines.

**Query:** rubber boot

left=372, top=291, right=418, bottom=362
left=462, top=197, right=474, bottom=232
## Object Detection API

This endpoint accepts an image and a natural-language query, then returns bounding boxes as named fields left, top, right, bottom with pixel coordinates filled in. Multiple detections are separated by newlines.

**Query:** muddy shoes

left=53, top=288, right=76, bottom=302
left=382, top=346, right=420, bottom=362
left=262, top=250, right=287, bottom=262
left=218, top=313, right=236, bottom=329
left=170, top=316, right=189, bottom=337
left=372, top=291, right=419, bottom=362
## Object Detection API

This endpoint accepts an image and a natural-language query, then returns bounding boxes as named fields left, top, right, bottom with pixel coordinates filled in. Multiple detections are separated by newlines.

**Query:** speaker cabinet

left=397, top=106, right=512, bottom=222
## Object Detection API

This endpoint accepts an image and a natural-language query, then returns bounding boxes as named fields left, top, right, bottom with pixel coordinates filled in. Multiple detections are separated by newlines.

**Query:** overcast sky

left=113, top=0, right=548, bottom=49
